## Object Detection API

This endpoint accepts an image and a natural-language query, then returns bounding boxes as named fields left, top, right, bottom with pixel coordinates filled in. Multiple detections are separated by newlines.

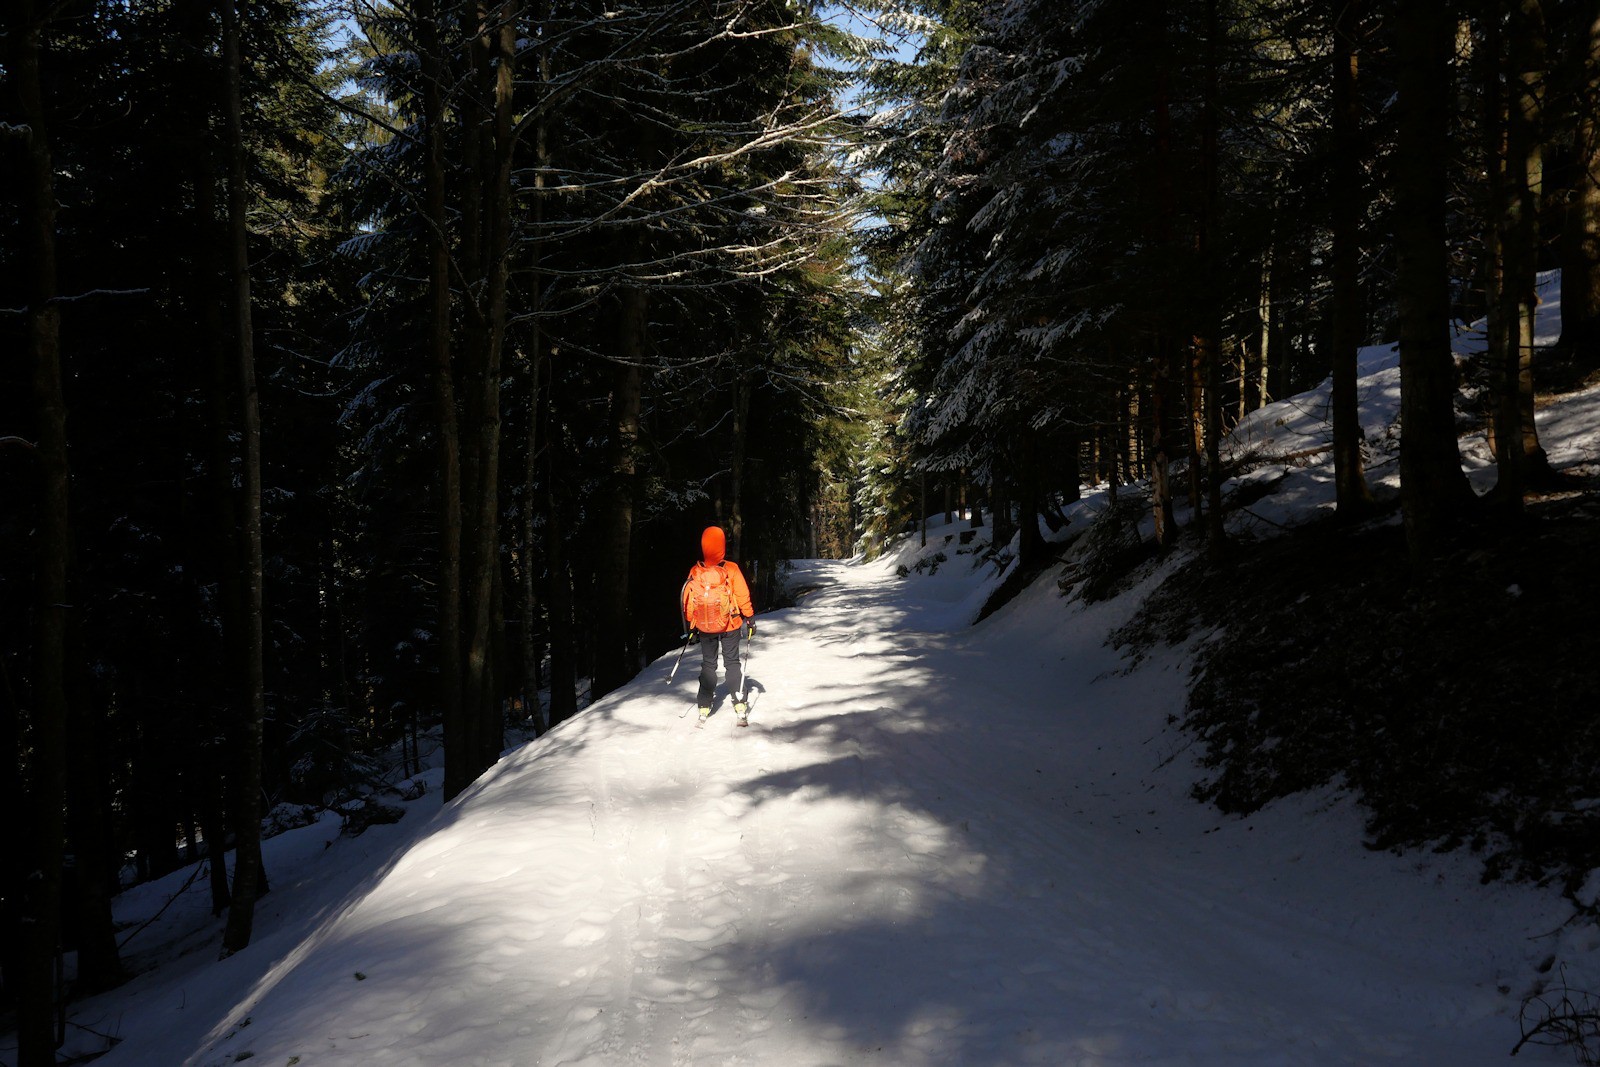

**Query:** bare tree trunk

left=1, top=657, right=23, bottom=1005
left=1017, top=434, right=1045, bottom=565
left=1268, top=239, right=1293, bottom=402
left=919, top=471, right=927, bottom=548
left=1199, top=0, right=1227, bottom=554
left=591, top=288, right=646, bottom=700
left=521, top=7, right=552, bottom=731
left=1506, top=0, right=1555, bottom=487
left=1482, top=5, right=1510, bottom=466
left=461, top=0, right=519, bottom=771
left=1393, top=0, right=1474, bottom=563
left=220, top=0, right=268, bottom=956
left=66, top=624, right=123, bottom=992
left=730, top=374, right=751, bottom=558
left=13, top=0, right=69, bottom=1055
left=1149, top=353, right=1180, bottom=550
left=1151, top=14, right=1182, bottom=550
left=203, top=778, right=230, bottom=916
left=1185, top=349, right=1204, bottom=516
left=1115, top=377, right=1132, bottom=493
left=1491, top=0, right=1553, bottom=505
left=544, top=355, right=578, bottom=727
left=1107, top=387, right=1124, bottom=502
left=1062, top=433, right=1083, bottom=503
left=1330, top=0, right=1373, bottom=518
left=990, top=481, right=1013, bottom=550
left=1249, top=243, right=1273, bottom=415
left=191, top=125, right=236, bottom=920
left=419, top=0, right=467, bottom=799
left=521, top=337, right=542, bottom=727
left=1559, top=7, right=1600, bottom=361
left=455, top=5, right=489, bottom=782
left=1204, top=340, right=1226, bottom=552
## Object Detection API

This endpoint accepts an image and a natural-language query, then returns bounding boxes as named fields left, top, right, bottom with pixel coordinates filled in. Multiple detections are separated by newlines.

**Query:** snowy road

left=106, top=542, right=1572, bottom=1066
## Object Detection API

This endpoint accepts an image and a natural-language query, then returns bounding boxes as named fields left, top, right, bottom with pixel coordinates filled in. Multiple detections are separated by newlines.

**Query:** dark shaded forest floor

left=1114, top=478, right=1600, bottom=897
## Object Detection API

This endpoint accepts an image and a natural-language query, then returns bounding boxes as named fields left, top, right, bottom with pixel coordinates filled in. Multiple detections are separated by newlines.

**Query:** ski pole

left=738, top=617, right=754, bottom=703
left=666, top=629, right=694, bottom=685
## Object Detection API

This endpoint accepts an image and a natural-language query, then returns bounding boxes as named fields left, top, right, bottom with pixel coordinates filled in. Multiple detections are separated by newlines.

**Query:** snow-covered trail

left=166, top=549, right=1568, bottom=1067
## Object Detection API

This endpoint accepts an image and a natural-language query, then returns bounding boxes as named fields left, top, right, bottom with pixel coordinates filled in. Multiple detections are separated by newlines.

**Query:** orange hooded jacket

left=681, top=526, right=754, bottom=634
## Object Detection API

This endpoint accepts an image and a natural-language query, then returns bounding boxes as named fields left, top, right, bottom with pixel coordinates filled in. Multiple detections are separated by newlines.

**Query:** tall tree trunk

left=1203, top=337, right=1226, bottom=551
left=1250, top=240, right=1274, bottom=415
left=520, top=0, right=555, bottom=734
left=179, top=0, right=235, bottom=920
left=13, top=0, right=68, bottom=1056
left=730, top=374, right=751, bottom=558
left=2, top=652, right=25, bottom=1003
left=1186, top=350, right=1204, bottom=515
left=918, top=471, right=927, bottom=548
left=1331, top=0, right=1374, bottom=517
left=220, top=0, right=267, bottom=956
left=543, top=360, right=578, bottom=727
left=461, top=0, right=519, bottom=772
left=203, top=771, right=230, bottom=916
left=1151, top=13, right=1181, bottom=549
left=1268, top=244, right=1291, bottom=402
left=419, top=0, right=467, bottom=799
left=1017, top=434, right=1045, bottom=565
left=1062, top=434, right=1083, bottom=503
left=1199, top=0, right=1227, bottom=553
left=1501, top=0, right=1555, bottom=488
left=591, top=288, right=646, bottom=700
left=521, top=340, right=543, bottom=729
left=1114, top=378, right=1131, bottom=495
left=1149, top=353, right=1180, bottom=549
left=990, top=480, right=1013, bottom=550
left=1482, top=5, right=1510, bottom=467
left=455, top=5, right=489, bottom=784
left=1491, top=0, right=1553, bottom=505
left=524, top=66, right=556, bottom=726
left=1104, top=402, right=1120, bottom=501
left=1393, top=0, right=1474, bottom=563
left=66, top=621, right=123, bottom=992
left=1558, top=7, right=1600, bottom=362
left=192, top=130, right=237, bottom=919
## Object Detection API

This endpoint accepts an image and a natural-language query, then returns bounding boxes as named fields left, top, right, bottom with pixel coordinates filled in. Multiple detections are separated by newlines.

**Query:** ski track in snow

left=81, top=540, right=1575, bottom=1067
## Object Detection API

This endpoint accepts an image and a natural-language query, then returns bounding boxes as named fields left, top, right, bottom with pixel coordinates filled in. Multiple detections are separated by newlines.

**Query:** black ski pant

left=697, top=629, right=744, bottom=708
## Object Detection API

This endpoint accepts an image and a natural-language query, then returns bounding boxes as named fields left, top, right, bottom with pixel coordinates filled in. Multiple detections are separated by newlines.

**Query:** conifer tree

left=1391, top=0, right=1475, bottom=561
left=7, top=0, right=72, bottom=1056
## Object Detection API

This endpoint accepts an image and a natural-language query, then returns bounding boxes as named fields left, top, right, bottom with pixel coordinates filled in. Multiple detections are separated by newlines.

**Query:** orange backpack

left=686, top=562, right=736, bottom=632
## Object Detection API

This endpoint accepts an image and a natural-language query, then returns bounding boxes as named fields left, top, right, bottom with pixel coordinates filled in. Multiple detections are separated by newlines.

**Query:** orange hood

left=700, top=526, right=726, bottom=566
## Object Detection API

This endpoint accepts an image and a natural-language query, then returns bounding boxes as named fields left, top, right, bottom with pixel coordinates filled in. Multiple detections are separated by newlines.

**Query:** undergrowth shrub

left=1114, top=495, right=1600, bottom=887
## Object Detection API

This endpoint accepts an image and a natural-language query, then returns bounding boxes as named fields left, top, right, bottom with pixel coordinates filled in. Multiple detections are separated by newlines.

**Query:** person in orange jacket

left=681, top=525, right=755, bottom=725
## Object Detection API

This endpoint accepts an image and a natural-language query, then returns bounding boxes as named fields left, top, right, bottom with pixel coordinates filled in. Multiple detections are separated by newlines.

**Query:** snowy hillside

left=23, top=284, right=1600, bottom=1066
left=1216, top=271, right=1598, bottom=534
